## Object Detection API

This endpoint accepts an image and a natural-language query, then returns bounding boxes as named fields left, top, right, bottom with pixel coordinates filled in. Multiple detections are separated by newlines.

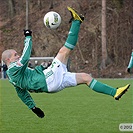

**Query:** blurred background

left=0, top=0, right=133, bottom=78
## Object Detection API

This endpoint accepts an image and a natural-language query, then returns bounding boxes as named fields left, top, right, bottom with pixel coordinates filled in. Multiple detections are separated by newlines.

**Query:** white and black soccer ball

left=43, top=11, right=61, bottom=29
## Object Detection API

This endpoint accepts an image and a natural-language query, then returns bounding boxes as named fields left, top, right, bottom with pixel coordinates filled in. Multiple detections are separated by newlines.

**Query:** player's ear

left=6, top=57, right=11, bottom=64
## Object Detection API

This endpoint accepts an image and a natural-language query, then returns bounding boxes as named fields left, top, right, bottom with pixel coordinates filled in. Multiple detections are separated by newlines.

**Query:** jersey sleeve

left=15, top=87, right=36, bottom=109
left=19, top=36, right=32, bottom=65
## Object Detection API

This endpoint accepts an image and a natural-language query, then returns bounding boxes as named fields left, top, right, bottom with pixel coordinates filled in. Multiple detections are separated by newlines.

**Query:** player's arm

left=15, top=87, right=44, bottom=118
left=19, top=30, right=32, bottom=65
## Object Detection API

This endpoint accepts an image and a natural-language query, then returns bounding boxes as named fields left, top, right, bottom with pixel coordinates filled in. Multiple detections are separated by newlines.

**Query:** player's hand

left=127, top=68, right=130, bottom=73
left=31, top=107, right=45, bottom=118
left=24, top=29, right=32, bottom=37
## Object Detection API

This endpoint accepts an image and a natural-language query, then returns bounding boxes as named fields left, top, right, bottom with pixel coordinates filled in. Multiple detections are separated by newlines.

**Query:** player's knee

left=76, top=73, right=92, bottom=85
left=58, top=46, right=70, bottom=55
left=81, top=73, right=93, bottom=85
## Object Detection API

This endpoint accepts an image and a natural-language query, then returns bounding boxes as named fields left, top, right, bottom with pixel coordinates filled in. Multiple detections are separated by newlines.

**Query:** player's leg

left=75, top=73, right=130, bottom=100
left=55, top=7, right=84, bottom=65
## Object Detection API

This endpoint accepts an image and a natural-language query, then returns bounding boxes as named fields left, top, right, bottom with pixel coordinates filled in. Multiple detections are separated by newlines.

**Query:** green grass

left=0, top=79, right=133, bottom=133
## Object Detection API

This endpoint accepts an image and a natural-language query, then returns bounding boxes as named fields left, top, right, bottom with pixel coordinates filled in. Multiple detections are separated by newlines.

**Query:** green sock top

left=64, top=20, right=80, bottom=50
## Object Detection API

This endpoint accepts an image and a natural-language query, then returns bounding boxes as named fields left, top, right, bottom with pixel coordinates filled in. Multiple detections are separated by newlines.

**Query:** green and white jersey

left=6, top=36, right=48, bottom=109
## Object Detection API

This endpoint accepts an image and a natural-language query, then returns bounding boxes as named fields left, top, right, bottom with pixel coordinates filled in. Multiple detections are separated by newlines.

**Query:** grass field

left=0, top=79, right=132, bottom=133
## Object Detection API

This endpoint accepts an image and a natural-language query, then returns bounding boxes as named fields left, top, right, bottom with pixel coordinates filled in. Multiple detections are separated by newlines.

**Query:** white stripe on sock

left=90, top=79, right=97, bottom=89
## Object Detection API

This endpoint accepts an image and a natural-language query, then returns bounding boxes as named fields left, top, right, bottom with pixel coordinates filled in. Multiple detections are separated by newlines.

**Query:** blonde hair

left=2, top=49, right=14, bottom=64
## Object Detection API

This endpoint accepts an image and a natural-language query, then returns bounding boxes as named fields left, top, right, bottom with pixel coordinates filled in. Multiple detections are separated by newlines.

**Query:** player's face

left=9, top=50, right=20, bottom=63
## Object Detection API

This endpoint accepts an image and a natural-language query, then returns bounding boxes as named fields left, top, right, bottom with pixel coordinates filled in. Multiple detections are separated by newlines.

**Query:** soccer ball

left=43, top=11, right=61, bottom=29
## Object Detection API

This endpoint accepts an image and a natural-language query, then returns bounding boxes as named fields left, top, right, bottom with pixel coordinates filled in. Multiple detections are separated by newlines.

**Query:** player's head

left=2, top=49, right=20, bottom=65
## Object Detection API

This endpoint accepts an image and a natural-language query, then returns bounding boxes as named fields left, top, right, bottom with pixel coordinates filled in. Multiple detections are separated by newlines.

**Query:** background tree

left=100, top=0, right=108, bottom=69
left=8, top=0, right=15, bottom=18
left=26, top=0, right=29, bottom=30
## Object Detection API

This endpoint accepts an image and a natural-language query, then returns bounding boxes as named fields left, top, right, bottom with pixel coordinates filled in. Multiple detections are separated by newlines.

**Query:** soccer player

left=127, top=49, right=133, bottom=73
left=2, top=7, right=130, bottom=118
